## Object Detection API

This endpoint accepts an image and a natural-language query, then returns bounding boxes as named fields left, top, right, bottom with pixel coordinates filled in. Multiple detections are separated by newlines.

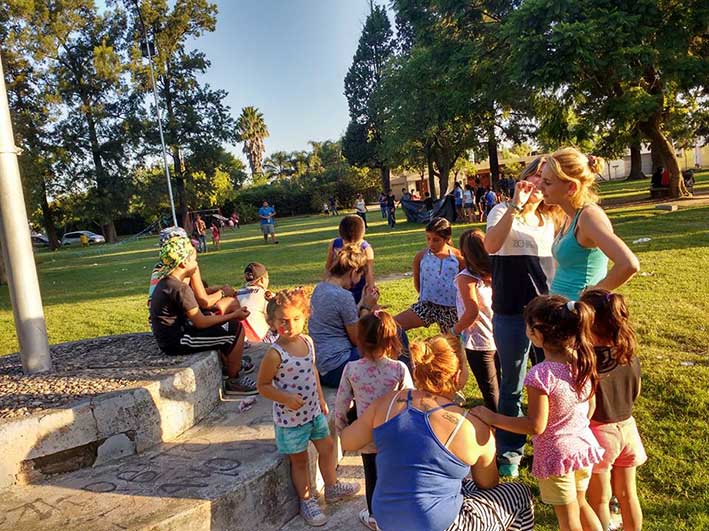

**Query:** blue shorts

left=275, top=413, right=330, bottom=454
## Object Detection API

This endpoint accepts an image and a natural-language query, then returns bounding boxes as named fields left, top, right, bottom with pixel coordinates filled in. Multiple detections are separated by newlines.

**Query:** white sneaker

left=300, top=498, right=328, bottom=527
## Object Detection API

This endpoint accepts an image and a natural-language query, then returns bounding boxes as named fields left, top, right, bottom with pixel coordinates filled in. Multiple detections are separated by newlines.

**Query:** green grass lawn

left=1, top=173, right=707, bottom=528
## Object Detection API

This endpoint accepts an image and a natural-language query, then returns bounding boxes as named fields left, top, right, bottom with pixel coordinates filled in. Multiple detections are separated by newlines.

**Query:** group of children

left=148, top=216, right=645, bottom=531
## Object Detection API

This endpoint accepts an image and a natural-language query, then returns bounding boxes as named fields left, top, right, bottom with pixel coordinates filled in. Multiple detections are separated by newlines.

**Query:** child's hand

left=221, top=285, right=235, bottom=297
left=471, top=406, right=493, bottom=425
left=284, top=393, right=305, bottom=410
left=320, top=399, right=329, bottom=416
left=232, top=306, right=250, bottom=320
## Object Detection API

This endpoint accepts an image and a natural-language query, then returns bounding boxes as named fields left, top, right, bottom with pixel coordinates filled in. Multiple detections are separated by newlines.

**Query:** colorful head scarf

left=156, top=236, right=194, bottom=279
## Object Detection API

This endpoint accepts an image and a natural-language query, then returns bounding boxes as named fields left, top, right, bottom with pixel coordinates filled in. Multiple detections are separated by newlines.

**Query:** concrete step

left=0, top=334, right=223, bottom=489
left=0, top=343, right=344, bottom=531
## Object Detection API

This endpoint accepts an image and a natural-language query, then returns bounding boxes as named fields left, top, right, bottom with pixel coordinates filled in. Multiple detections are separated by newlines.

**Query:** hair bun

left=587, top=154, right=605, bottom=175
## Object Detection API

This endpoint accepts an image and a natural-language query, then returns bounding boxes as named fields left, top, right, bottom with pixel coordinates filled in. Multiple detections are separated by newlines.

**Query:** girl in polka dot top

left=256, top=288, right=359, bottom=526
left=472, top=295, right=604, bottom=531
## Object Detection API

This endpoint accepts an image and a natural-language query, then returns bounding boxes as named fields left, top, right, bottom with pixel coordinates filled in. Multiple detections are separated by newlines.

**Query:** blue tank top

left=332, top=238, right=370, bottom=303
left=373, top=391, right=469, bottom=531
left=419, top=249, right=459, bottom=307
left=551, top=208, right=609, bottom=300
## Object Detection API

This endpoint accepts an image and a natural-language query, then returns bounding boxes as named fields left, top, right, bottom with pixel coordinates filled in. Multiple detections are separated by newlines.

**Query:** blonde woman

left=341, top=335, right=534, bottom=531
left=539, top=148, right=639, bottom=299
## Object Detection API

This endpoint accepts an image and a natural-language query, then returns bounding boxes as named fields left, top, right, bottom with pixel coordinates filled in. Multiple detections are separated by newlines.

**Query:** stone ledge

left=0, top=348, right=222, bottom=489
left=0, top=382, right=342, bottom=531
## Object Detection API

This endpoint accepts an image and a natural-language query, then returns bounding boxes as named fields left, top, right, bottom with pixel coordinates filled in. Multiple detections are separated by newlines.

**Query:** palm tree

left=264, top=150, right=293, bottom=180
left=235, top=106, right=269, bottom=177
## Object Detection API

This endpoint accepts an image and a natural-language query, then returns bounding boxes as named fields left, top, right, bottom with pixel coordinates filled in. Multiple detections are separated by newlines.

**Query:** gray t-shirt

left=309, top=282, right=359, bottom=373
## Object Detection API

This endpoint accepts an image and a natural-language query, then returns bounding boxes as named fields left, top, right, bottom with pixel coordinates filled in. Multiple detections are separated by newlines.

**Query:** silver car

left=61, top=231, right=106, bottom=246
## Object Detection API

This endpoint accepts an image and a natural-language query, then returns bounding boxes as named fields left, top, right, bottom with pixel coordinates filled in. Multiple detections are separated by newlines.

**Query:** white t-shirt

left=355, top=199, right=367, bottom=213
left=236, top=285, right=269, bottom=339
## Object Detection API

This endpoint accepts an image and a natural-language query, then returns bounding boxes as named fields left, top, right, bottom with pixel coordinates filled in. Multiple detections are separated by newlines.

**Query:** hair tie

left=604, top=292, right=613, bottom=302
left=566, top=300, right=576, bottom=312
left=587, top=155, right=596, bottom=168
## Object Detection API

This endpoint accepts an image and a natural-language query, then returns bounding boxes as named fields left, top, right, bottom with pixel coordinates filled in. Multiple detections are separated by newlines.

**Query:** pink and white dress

left=335, top=357, right=413, bottom=454
left=524, top=361, right=604, bottom=478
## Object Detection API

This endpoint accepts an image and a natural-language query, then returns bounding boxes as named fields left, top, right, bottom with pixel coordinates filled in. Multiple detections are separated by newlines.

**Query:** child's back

left=524, top=361, right=603, bottom=479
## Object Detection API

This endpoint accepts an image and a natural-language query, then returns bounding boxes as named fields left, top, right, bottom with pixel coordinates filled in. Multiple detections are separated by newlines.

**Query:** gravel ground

left=0, top=333, right=199, bottom=420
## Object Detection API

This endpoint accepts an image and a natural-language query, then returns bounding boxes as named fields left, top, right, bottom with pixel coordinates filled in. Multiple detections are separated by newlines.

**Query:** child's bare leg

left=394, top=309, right=425, bottom=332
left=612, top=466, right=642, bottom=531
left=312, top=436, right=337, bottom=487
left=554, top=501, right=583, bottom=531
left=288, top=451, right=312, bottom=500
left=588, top=471, right=612, bottom=530
left=225, top=325, right=245, bottom=378
left=577, top=490, right=603, bottom=531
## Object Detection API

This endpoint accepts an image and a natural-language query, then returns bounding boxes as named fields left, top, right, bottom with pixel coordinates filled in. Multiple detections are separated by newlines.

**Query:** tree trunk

left=163, top=66, right=186, bottom=224
left=380, top=165, right=390, bottom=192
left=39, top=179, right=60, bottom=250
left=81, top=95, right=118, bottom=242
left=425, top=145, right=437, bottom=200
left=628, top=142, right=645, bottom=180
left=487, top=132, right=500, bottom=190
left=437, top=159, right=451, bottom=197
left=640, top=117, right=687, bottom=198
left=650, top=140, right=663, bottom=174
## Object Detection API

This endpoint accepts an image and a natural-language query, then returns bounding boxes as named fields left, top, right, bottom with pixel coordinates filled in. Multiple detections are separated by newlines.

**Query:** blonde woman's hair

left=409, top=335, right=463, bottom=396
left=327, top=243, right=368, bottom=277
left=544, top=147, right=605, bottom=209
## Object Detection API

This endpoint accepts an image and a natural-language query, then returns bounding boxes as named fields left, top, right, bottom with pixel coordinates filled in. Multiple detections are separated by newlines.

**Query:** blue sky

left=189, top=1, right=380, bottom=159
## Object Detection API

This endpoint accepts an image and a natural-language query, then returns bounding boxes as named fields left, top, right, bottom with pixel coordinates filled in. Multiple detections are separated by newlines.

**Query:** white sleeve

left=485, top=203, right=507, bottom=231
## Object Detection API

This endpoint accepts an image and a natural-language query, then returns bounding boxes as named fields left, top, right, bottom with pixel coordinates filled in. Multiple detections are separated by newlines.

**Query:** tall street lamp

left=129, top=0, right=178, bottom=227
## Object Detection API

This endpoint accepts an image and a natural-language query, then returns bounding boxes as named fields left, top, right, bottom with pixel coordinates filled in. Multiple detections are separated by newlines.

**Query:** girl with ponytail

left=473, top=295, right=604, bottom=531
left=581, top=289, right=646, bottom=531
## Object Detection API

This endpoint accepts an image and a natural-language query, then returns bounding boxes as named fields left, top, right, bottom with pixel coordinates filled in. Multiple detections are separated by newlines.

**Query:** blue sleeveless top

left=551, top=208, right=608, bottom=300
left=332, top=238, right=370, bottom=304
left=373, top=391, right=469, bottom=531
left=419, top=250, right=459, bottom=307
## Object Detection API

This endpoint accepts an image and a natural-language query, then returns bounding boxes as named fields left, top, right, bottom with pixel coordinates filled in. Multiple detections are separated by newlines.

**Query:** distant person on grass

left=257, top=288, right=360, bottom=527
left=539, top=148, right=639, bottom=299
left=385, top=189, right=397, bottom=228
left=354, top=193, right=368, bottom=228
left=194, top=213, right=207, bottom=252
left=324, top=215, right=375, bottom=304
left=210, top=222, right=221, bottom=251
left=258, top=200, right=279, bottom=244
left=149, top=235, right=257, bottom=395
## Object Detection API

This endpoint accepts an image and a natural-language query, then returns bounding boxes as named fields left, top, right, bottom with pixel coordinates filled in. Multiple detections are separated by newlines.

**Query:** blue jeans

left=492, top=313, right=532, bottom=466
left=386, top=207, right=396, bottom=228
left=380, top=205, right=387, bottom=218
left=319, top=347, right=360, bottom=388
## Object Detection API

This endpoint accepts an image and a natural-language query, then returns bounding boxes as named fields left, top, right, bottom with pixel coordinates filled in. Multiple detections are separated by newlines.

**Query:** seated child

left=334, top=310, right=413, bottom=530
left=149, top=235, right=257, bottom=396
left=236, top=262, right=275, bottom=342
left=256, top=288, right=360, bottom=527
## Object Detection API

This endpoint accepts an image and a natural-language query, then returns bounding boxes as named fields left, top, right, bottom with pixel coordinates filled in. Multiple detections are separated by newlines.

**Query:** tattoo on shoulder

left=441, top=412, right=459, bottom=425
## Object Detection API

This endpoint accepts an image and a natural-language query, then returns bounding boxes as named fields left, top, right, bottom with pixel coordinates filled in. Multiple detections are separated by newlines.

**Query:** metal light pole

left=131, top=0, right=178, bottom=227
left=0, top=53, right=52, bottom=374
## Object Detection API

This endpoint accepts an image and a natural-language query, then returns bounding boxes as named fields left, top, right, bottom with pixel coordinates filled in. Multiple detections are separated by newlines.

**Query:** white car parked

left=61, top=231, right=106, bottom=246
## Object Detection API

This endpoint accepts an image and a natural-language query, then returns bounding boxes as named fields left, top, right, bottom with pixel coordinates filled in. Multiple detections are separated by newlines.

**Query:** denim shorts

left=275, top=413, right=330, bottom=454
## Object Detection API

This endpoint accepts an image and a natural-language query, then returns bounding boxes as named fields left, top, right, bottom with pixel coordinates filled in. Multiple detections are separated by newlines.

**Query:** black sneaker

left=224, top=375, right=258, bottom=396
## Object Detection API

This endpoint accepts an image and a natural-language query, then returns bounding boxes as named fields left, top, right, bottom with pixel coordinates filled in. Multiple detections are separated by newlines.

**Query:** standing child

left=581, top=289, right=646, bottom=531
left=395, top=217, right=464, bottom=336
left=334, top=310, right=413, bottom=530
left=473, top=294, right=604, bottom=531
left=452, top=229, right=499, bottom=411
left=257, top=288, right=360, bottom=527
left=210, top=223, right=220, bottom=251
left=325, top=215, right=375, bottom=304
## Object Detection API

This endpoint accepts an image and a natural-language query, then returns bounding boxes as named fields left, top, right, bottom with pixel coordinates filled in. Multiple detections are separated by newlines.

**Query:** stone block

left=27, top=402, right=98, bottom=460
left=94, top=433, right=136, bottom=466
left=656, top=204, right=678, bottom=211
